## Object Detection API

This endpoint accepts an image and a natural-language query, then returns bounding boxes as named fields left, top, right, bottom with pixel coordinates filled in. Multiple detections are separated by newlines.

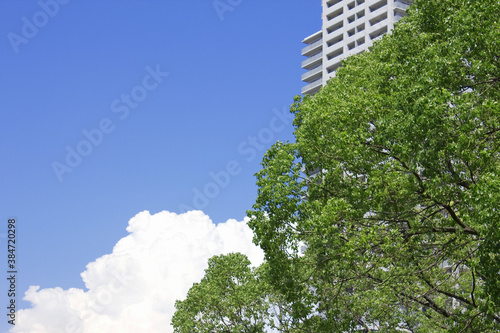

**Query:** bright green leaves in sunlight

left=172, top=253, right=269, bottom=333
left=173, top=0, right=500, bottom=331
left=248, top=0, right=499, bottom=331
left=171, top=253, right=300, bottom=332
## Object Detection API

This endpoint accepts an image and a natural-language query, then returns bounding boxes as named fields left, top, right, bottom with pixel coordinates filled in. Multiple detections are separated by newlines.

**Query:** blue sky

left=0, top=1, right=319, bottom=331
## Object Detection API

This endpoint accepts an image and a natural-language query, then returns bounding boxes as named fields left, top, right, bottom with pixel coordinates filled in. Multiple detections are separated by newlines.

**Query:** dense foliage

left=172, top=253, right=300, bottom=332
left=173, top=0, right=499, bottom=331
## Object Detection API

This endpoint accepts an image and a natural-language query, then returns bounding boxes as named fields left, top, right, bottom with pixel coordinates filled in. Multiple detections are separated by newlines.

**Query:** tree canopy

left=172, top=253, right=268, bottom=332
left=172, top=253, right=301, bottom=332
left=174, top=0, right=500, bottom=331
left=248, top=0, right=500, bottom=331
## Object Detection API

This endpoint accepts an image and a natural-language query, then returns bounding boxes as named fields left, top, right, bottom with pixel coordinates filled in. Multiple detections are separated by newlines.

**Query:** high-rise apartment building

left=301, top=0, right=413, bottom=95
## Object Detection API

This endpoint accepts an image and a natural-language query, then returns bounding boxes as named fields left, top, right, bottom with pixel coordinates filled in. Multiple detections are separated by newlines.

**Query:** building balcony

left=302, top=30, right=322, bottom=44
left=367, top=3, right=388, bottom=24
left=302, top=51, right=323, bottom=70
left=394, top=0, right=412, bottom=17
left=324, top=0, right=344, bottom=18
left=301, top=38, right=322, bottom=57
left=301, top=78, right=322, bottom=95
left=394, top=0, right=412, bottom=11
left=301, top=65, right=323, bottom=82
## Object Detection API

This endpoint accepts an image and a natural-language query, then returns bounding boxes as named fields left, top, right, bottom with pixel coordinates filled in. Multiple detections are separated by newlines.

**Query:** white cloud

left=12, top=210, right=264, bottom=333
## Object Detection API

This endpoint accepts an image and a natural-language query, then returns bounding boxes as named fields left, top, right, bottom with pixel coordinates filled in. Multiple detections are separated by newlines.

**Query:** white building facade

left=301, top=0, right=413, bottom=95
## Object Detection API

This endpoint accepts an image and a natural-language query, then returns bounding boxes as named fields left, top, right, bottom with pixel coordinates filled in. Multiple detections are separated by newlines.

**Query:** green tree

left=172, top=253, right=301, bottom=332
left=248, top=0, right=500, bottom=331
left=172, top=253, right=267, bottom=332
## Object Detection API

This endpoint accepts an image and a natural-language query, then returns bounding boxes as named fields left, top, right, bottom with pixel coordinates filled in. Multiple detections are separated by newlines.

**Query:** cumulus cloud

left=12, top=210, right=263, bottom=333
